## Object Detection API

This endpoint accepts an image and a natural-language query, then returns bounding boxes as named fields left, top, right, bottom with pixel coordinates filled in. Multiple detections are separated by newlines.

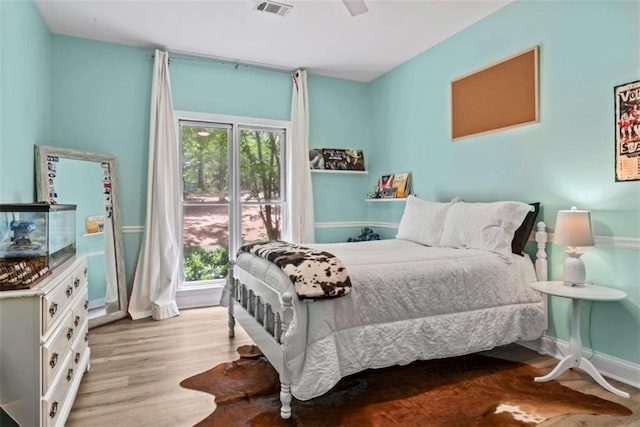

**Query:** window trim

left=175, top=111, right=291, bottom=290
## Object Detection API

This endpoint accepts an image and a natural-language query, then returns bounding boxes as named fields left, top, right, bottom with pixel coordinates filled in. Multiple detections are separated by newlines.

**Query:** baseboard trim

left=176, top=285, right=224, bottom=310
left=518, top=335, right=640, bottom=390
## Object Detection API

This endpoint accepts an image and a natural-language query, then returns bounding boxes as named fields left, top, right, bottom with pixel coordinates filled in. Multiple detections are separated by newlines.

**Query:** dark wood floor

left=67, top=307, right=639, bottom=426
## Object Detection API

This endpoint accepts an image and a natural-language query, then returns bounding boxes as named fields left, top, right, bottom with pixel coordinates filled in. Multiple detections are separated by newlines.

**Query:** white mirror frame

left=34, top=145, right=128, bottom=328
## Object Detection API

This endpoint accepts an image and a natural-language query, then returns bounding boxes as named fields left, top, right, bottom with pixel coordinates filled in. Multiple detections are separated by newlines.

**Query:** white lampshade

left=555, top=207, right=594, bottom=287
left=555, top=207, right=594, bottom=247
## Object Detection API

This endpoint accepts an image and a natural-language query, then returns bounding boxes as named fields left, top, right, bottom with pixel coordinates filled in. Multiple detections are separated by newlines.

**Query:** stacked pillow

left=396, top=195, right=456, bottom=247
left=396, top=196, right=538, bottom=262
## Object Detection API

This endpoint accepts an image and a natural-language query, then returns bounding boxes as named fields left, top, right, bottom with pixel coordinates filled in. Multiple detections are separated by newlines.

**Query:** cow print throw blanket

left=238, top=241, right=352, bottom=300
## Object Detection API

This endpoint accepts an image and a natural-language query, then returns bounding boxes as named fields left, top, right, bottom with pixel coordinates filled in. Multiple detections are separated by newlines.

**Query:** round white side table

left=530, top=281, right=629, bottom=399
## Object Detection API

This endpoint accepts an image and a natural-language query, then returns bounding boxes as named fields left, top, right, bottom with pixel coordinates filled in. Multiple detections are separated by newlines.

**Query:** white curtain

left=128, top=49, right=181, bottom=320
left=288, top=69, right=315, bottom=244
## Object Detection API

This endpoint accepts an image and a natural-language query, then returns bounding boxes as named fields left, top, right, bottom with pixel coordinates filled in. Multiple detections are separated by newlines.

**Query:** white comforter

left=234, top=239, right=545, bottom=400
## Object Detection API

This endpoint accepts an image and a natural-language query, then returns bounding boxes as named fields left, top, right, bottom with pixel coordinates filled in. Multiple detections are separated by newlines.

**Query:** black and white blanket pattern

left=238, top=240, right=352, bottom=300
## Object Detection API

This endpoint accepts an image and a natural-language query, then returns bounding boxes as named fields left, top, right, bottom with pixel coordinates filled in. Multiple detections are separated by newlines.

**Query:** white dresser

left=0, top=255, right=91, bottom=426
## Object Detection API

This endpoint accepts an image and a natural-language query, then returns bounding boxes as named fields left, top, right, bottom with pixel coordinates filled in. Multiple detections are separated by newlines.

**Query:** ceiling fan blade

left=343, top=0, right=368, bottom=17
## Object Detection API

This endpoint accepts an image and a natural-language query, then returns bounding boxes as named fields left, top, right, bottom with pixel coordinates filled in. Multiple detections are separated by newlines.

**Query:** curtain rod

left=148, top=49, right=298, bottom=75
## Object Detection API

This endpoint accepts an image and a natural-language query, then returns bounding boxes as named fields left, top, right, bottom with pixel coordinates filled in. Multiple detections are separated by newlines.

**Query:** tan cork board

left=451, top=46, right=539, bottom=141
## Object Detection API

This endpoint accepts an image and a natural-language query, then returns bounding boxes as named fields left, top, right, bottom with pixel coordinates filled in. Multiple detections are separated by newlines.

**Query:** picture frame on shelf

left=309, top=148, right=325, bottom=170
left=308, top=148, right=366, bottom=171
left=382, top=188, right=398, bottom=199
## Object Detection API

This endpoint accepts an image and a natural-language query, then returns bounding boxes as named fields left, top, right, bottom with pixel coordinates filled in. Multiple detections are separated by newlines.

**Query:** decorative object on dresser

left=530, top=281, right=629, bottom=398
left=0, top=255, right=91, bottom=426
left=0, top=203, right=77, bottom=290
left=35, top=145, right=128, bottom=329
left=554, top=207, right=594, bottom=286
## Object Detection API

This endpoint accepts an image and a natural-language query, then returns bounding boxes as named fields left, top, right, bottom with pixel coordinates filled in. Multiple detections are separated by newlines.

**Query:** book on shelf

left=377, top=174, right=394, bottom=190
left=392, top=172, right=412, bottom=198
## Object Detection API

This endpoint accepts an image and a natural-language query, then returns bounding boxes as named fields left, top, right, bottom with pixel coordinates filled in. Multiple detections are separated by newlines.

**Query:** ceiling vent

left=255, top=1, right=292, bottom=17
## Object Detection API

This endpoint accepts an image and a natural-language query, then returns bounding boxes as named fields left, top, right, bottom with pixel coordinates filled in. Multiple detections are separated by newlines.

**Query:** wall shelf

left=365, top=198, right=408, bottom=202
left=311, top=170, right=368, bottom=175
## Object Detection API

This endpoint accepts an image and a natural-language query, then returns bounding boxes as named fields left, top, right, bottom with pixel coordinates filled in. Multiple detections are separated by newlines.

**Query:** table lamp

left=554, top=207, right=594, bottom=286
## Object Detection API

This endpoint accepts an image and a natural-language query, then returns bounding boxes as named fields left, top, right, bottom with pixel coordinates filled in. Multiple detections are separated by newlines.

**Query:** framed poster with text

left=615, top=80, right=640, bottom=181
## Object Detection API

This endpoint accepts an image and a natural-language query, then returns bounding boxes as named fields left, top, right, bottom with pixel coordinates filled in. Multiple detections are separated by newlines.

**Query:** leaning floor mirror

left=35, top=145, right=128, bottom=328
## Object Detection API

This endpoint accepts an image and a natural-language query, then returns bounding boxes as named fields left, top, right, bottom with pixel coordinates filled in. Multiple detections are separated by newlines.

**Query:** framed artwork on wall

left=614, top=79, right=640, bottom=182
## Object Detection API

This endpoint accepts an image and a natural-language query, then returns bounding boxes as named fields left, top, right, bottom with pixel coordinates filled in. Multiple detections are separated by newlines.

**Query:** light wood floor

left=68, top=307, right=639, bottom=427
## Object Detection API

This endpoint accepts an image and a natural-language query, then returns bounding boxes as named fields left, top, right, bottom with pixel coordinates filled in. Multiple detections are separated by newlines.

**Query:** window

left=179, top=115, right=288, bottom=287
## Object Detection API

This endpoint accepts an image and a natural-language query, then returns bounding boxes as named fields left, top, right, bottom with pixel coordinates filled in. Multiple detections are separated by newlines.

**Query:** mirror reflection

left=35, top=146, right=127, bottom=328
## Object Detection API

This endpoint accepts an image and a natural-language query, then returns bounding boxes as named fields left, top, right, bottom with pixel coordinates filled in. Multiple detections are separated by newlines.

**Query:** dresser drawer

left=41, top=260, right=88, bottom=334
left=42, top=353, right=74, bottom=427
left=42, top=280, right=75, bottom=334
left=41, top=312, right=75, bottom=392
left=70, top=285, right=89, bottom=332
left=71, top=320, right=89, bottom=369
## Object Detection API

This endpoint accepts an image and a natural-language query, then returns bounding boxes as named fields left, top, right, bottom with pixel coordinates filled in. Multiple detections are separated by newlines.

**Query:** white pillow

left=396, top=195, right=454, bottom=246
left=439, top=201, right=532, bottom=262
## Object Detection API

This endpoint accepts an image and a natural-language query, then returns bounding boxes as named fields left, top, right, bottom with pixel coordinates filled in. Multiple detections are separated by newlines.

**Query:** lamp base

left=563, top=252, right=586, bottom=287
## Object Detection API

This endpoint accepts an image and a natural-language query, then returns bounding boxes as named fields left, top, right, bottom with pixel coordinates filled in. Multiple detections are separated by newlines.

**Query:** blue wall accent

left=50, top=36, right=152, bottom=228
left=171, top=59, right=291, bottom=121
left=308, top=75, right=373, bottom=242
left=1, top=0, right=638, bottom=365
left=369, top=0, right=640, bottom=363
left=0, top=0, right=51, bottom=202
left=46, top=36, right=374, bottom=275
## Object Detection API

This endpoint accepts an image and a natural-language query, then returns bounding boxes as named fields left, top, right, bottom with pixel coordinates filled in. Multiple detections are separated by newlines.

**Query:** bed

left=222, top=199, right=549, bottom=419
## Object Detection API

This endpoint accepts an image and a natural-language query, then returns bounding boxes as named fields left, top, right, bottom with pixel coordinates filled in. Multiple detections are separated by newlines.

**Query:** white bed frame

left=226, top=222, right=548, bottom=419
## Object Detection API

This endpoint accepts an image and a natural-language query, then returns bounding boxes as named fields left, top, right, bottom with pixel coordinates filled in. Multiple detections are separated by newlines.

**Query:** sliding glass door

left=179, top=118, right=287, bottom=286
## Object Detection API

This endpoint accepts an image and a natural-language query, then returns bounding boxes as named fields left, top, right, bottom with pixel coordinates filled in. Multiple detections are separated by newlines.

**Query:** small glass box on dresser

left=0, top=203, right=76, bottom=290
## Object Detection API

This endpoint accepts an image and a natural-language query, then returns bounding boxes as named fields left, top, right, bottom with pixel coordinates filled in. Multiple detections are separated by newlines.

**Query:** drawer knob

left=84, top=267, right=88, bottom=277
left=74, top=315, right=80, bottom=327
left=49, top=401, right=58, bottom=419
left=74, top=278, right=80, bottom=288
left=67, top=327, right=74, bottom=340
left=49, top=352, right=59, bottom=369
left=75, top=352, right=80, bottom=364
left=49, top=303, right=58, bottom=317
left=84, top=300, right=89, bottom=310
left=66, top=368, right=74, bottom=382
left=66, top=285, right=73, bottom=297
left=84, top=332, right=89, bottom=342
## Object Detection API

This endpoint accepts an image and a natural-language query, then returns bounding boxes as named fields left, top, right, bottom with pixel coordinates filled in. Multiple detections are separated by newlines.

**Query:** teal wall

left=369, top=0, right=640, bottom=363
left=308, top=75, right=373, bottom=242
left=0, top=0, right=51, bottom=202
left=46, top=35, right=373, bottom=279
left=49, top=36, right=152, bottom=282
left=0, top=0, right=638, bottom=365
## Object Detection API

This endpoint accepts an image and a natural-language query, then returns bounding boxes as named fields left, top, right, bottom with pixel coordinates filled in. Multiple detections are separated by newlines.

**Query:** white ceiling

left=35, top=0, right=512, bottom=82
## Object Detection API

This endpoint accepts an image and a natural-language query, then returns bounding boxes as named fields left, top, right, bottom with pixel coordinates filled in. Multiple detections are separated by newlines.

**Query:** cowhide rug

left=180, top=346, right=631, bottom=426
